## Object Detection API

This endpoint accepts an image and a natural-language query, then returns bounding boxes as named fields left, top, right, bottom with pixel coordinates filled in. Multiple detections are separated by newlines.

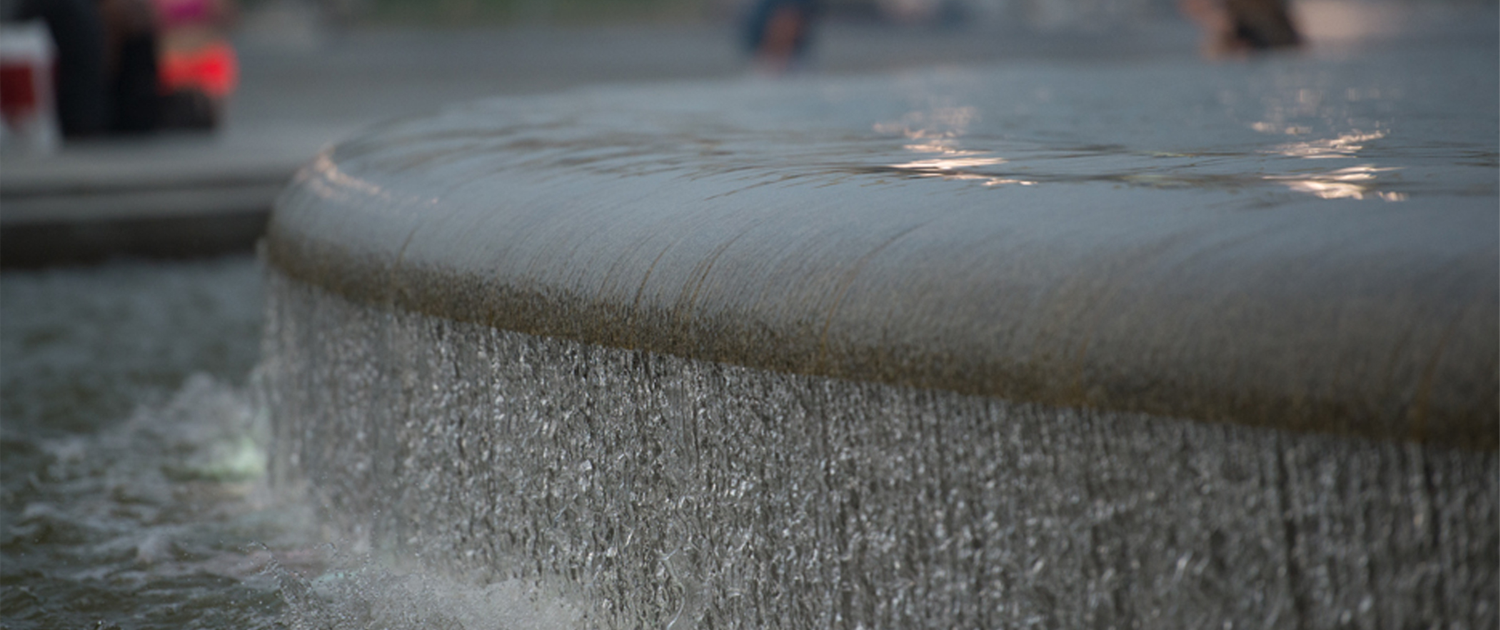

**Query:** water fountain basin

left=261, top=53, right=1498, bottom=628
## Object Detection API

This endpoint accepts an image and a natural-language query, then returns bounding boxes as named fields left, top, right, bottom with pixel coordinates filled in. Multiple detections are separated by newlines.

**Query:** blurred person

left=13, top=0, right=109, bottom=137
left=100, top=0, right=159, bottom=133
left=1180, top=0, right=1302, bottom=57
left=11, top=0, right=161, bottom=137
left=154, top=0, right=236, bottom=130
left=743, top=0, right=818, bottom=74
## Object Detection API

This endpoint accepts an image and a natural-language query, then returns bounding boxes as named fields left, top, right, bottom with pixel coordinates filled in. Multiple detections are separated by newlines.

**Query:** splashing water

left=1, top=258, right=574, bottom=629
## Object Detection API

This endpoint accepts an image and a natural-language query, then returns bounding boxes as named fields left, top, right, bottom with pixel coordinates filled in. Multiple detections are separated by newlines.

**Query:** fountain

left=259, top=48, right=1497, bottom=627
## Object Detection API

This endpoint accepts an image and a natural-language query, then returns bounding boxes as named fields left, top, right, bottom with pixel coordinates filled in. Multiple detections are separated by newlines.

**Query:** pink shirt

left=155, top=0, right=215, bottom=28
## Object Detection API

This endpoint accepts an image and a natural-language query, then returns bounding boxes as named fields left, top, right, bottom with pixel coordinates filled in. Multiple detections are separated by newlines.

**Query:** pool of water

left=0, top=257, right=297, bottom=629
left=0, top=261, right=601, bottom=629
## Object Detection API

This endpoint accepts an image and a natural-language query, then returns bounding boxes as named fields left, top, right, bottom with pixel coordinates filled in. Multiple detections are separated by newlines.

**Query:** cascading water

left=5, top=253, right=1494, bottom=628
left=261, top=270, right=1498, bottom=629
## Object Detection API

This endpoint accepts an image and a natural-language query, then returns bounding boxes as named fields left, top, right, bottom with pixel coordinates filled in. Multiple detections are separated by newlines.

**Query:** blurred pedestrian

left=743, top=0, right=818, bottom=74
left=100, top=0, right=160, bottom=133
left=13, top=0, right=110, bottom=137
left=1180, top=0, right=1302, bottom=57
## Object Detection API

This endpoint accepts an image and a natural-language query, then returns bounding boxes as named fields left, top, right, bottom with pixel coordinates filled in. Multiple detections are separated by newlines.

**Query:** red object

left=0, top=61, right=41, bottom=124
left=160, top=41, right=238, bottom=98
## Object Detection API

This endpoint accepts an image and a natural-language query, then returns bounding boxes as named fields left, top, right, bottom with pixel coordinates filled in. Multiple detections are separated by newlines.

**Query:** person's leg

left=108, top=31, right=157, bottom=132
left=17, top=0, right=109, bottom=137
left=99, top=0, right=160, bottom=133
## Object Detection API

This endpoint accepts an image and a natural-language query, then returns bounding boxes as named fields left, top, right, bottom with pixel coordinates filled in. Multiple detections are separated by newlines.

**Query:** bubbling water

left=0, top=258, right=573, bottom=630
left=278, top=567, right=588, bottom=630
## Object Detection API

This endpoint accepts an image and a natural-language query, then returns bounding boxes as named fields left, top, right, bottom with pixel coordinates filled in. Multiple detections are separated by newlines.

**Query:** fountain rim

left=262, top=83, right=1499, bottom=450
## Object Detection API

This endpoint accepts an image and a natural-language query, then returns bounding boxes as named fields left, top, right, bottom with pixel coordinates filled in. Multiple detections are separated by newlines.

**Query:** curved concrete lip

left=266, top=55, right=1498, bottom=448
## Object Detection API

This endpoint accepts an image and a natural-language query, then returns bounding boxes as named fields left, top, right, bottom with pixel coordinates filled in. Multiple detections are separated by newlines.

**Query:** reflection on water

left=869, top=106, right=1041, bottom=186
left=1271, top=130, right=1386, bottom=158
left=865, top=79, right=1471, bottom=201
left=1267, top=164, right=1407, bottom=201
left=886, top=155, right=1037, bottom=187
left=352, top=46, right=1493, bottom=209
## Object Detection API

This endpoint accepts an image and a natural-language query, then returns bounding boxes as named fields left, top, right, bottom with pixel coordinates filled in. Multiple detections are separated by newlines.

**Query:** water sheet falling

left=263, top=272, right=1497, bottom=629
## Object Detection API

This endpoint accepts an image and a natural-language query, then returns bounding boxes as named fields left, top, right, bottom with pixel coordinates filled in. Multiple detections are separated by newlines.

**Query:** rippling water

left=0, top=258, right=599, bottom=629
left=0, top=258, right=298, bottom=629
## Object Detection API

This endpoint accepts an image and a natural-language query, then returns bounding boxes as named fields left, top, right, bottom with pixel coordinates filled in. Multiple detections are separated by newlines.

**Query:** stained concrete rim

left=262, top=77, right=1499, bottom=450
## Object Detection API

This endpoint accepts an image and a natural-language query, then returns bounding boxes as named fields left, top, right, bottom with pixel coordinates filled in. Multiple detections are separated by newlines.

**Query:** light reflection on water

left=865, top=60, right=1489, bottom=200
left=366, top=45, right=1495, bottom=213
left=1266, top=164, right=1407, bottom=201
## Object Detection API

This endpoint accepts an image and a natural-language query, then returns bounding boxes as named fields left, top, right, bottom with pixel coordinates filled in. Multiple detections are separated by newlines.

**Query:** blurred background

left=0, top=0, right=1494, bottom=268
left=6, top=0, right=1494, bottom=141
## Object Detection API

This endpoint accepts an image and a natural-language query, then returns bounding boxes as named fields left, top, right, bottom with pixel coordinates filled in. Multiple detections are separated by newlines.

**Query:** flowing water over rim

left=335, top=45, right=1495, bottom=209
